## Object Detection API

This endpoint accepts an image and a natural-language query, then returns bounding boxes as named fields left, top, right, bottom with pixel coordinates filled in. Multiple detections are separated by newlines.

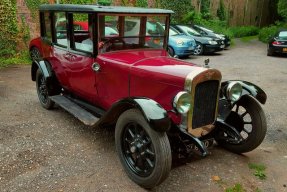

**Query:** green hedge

left=259, top=23, right=287, bottom=43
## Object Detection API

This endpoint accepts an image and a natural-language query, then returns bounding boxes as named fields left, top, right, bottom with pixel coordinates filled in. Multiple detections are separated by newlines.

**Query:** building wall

left=16, top=0, right=40, bottom=39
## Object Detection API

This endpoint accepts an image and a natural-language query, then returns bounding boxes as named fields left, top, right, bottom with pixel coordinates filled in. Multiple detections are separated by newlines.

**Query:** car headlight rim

left=176, top=40, right=184, bottom=45
left=226, top=82, right=243, bottom=102
left=208, top=40, right=218, bottom=45
left=173, top=91, right=191, bottom=114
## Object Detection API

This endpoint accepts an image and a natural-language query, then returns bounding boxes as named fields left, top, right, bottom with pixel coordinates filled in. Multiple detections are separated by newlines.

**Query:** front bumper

left=174, top=46, right=195, bottom=56
left=204, top=44, right=224, bottom=53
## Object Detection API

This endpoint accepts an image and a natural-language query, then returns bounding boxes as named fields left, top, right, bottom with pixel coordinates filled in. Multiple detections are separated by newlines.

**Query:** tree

left=160, top=0, right=193, bottom=23
left=278, top=0, right=287, bottom=21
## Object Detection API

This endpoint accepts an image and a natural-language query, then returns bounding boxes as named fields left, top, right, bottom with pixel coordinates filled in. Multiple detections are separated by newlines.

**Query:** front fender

left=98, top=97, right=171, bottom=132
left=221, top=80, right=267, bottom=104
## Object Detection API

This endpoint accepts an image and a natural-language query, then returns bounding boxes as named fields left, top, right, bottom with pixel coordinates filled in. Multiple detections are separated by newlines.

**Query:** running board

left=50, top=95, right=99, bottom=126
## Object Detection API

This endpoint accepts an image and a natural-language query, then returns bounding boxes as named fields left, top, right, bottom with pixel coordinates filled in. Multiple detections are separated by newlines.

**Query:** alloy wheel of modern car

left=36, top=69, right=54, bottom=109
left=30, top=47, right=42, bottom=61
left=194, top=43, right=203, bottom=55
left=216, top=95, right=267, bottom=154
left=115, top=109, right=172, bottom=188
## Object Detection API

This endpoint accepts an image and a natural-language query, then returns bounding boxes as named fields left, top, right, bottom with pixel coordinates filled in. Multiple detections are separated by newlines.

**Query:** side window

left=44, top=12, right=52, bottom=41
left=72, top=13, right=92, bottom=53
left=55, top=12, right=68, bottom=47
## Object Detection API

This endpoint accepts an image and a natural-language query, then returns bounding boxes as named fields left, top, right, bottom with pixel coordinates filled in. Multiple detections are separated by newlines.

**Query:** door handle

left=92, top=62, right=101, bottom=72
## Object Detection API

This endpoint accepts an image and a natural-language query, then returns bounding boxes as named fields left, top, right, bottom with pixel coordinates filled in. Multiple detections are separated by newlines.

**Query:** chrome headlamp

left=173, top=91, right=192, bottom=114
left=226, top=82, right=242, bottom=102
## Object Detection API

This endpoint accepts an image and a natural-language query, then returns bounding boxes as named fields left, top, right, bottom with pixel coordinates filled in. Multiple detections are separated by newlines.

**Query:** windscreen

left=98, top=14, right=168, bottom=53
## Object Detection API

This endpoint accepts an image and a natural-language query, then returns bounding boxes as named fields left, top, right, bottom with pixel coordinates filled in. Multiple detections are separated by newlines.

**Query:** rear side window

left=72, top=13, right=92, bottom=53
left=44, top=12, right=52, bottom=40
left=55, top=12, right=68, bottom=47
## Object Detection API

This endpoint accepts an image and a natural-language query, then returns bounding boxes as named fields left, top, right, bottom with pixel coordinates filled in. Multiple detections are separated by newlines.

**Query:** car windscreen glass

left=278, top=31, right=287, bottom=40
left=98, top=14, right=167, bottom=53
left=169, top=27, right=180, bottom=36
left=179, top=26, right=201, bottom=36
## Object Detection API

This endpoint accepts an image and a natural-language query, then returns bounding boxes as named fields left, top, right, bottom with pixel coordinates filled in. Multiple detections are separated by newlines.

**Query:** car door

left=63, top=13, right=98, bottom=104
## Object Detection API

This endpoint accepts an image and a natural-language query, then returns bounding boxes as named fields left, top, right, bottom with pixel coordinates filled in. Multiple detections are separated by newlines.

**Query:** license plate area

left=283, top=48, right=287, bottom=52
left=186, top=138, right=214, bottom=152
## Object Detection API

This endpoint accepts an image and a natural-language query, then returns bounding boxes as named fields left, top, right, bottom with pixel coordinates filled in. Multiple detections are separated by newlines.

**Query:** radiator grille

left=192, top=80, right=219, bottom=128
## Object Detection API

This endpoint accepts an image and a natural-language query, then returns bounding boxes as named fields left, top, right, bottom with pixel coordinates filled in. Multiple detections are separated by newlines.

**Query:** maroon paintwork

left=30, top=32, right=201, bottom=124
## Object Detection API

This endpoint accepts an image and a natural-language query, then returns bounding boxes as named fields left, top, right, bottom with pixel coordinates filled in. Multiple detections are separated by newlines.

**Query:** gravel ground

left=0, top=39, right=287, bottom=192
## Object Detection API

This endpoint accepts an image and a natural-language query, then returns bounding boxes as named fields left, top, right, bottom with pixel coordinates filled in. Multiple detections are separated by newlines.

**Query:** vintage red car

left=30, top=4, right=267, bottom=188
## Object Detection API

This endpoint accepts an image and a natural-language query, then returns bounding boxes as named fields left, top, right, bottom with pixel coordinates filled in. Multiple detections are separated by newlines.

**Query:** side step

left=50, top=95, right=99, bottom=126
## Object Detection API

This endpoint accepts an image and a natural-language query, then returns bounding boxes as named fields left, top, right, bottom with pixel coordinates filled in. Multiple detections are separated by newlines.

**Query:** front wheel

left=36, top=69, right=54, bottom=109
left=115, top=109, right=172, bottom=188
left=216, top=95, right=267, bottom=153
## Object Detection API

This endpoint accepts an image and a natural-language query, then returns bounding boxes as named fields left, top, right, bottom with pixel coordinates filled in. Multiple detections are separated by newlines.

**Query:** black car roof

left=39, top=4, right=173, bottom=14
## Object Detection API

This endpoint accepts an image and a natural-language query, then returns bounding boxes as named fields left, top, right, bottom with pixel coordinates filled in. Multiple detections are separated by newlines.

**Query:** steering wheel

left=102, top=37, right=125, bottom=51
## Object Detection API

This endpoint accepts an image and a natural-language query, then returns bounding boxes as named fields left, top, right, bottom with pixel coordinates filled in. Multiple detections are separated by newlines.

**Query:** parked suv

left=30, top=4, right=267, bottom=188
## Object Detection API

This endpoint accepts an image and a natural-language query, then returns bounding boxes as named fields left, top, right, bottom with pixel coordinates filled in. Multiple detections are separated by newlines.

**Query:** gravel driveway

left=0, top=39, right=287, bottom=192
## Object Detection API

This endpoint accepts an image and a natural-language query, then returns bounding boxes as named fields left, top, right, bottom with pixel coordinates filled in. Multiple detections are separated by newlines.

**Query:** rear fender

left=31, top=60, right=52, bottom=81
left=98, top=97, right=171, bottom=132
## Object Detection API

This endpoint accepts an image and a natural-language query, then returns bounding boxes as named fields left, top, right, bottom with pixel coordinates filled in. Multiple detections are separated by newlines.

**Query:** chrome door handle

left=92, top=62, right=101, bottom=72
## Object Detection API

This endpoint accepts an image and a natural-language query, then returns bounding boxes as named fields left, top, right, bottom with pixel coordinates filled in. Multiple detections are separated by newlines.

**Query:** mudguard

left=98, top=97, right=171, bottom=132
left=31, top=60, right=52, bottom=81
left=221, top=80, right=267, bottom=104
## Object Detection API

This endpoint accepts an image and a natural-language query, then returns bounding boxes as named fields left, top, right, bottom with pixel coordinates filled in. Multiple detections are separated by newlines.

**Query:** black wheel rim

left=30, top=48, right=41, bottom=61
left=37, top=74, right=49, bottom=104
left=121, top=122, right=156, bottom=177
left=226, top=103, right=253, bottom=142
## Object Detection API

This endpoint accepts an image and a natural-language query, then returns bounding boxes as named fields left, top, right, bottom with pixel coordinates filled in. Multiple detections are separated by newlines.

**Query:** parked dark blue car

left=164, top=26, right=196, bottom=57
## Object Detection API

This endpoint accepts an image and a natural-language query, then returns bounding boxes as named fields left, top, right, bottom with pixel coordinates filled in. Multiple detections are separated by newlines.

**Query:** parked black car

left=172, top=24, right=224, bottom=55
left=267, top=29, right=287, bottom=56
left=192, top=24, right=231, bottom=48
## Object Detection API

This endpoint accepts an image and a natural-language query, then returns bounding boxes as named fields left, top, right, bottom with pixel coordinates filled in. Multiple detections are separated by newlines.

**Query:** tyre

left=36, top=69, right=54, bottom=109
left=168, top=46, right=175, bottom=57
left=193, top=43, right=203, bottom=55
left=216, top=95, right=267, bottom=153
left=30, top=47, right=42, bottom=61
left=267, top=45, right=274, bottom=56
left=115, top=109, right=172, bottom=188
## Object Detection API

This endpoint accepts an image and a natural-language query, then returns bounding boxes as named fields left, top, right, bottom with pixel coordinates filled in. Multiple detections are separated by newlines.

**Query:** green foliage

left=200, top=0, right=211, bottom=19
left=217, top=0, right=226, bottom=21
left=225, top=183, right=245, bottom=192
left=240, top=35, right=258, bottom=43
left=0, top=0, right=18, bottom=58
left=98, top=0, right=111, bottom=6
left=0, top=51, right=31, bottom=68
left=258, top=22, right=287, bottom=43
left=248, top=163, right=267, bottom=180
left=160, top=0, right=193, bottom=24
left=60, top=0, right=95, bottom=4
left=136, top=0, right=148, bottom=7
left=229, top=26, right=259, bottom=38
left=278, top=0, right=287, bottom=21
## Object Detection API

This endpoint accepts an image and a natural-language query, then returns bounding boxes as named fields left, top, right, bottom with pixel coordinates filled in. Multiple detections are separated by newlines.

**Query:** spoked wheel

left=115, top=109, right=171, bottom=188
left=36, top=69, right=54, bottom=109
left=216, top=95, right=267, bottom=153
left=30, top=47, right=42, bottom=61
left=193, top=43, right=203, bottom=55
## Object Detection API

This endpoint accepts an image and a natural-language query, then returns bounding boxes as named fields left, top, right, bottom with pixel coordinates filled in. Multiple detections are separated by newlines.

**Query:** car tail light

left=272, top=41, right=282, bottom=45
